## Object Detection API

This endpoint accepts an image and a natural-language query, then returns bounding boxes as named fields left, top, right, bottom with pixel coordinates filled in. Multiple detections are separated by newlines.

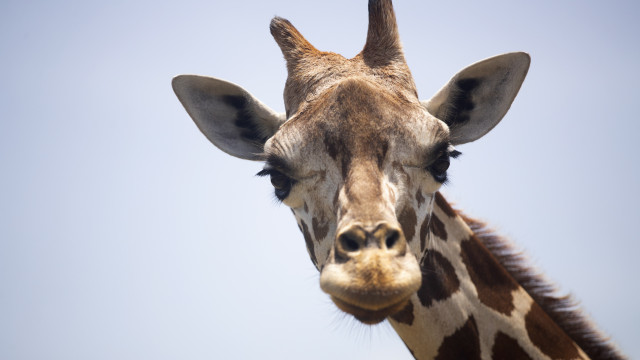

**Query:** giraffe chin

left=330, top=296, right=411, bottom=325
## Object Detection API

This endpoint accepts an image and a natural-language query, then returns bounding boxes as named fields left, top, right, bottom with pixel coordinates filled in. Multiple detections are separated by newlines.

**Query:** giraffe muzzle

left=319, top=222, right=422, bottom=324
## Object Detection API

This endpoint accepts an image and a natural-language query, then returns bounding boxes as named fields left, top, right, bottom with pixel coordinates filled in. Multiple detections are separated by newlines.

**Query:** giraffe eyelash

left=257, top=168, right=296, bottom=201
left=256, top=168, right=274, bottom=177
left=427, top=145, right=461, bottom=184
left=445, top=143, right=462, bottom=159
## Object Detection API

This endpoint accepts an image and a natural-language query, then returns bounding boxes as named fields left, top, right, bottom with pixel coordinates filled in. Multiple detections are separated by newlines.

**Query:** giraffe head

left=173, top=0, right=529, bottom=325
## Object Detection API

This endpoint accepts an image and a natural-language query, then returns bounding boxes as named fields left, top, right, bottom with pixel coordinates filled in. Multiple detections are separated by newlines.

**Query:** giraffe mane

left=455, top=210, right=625, bottom=360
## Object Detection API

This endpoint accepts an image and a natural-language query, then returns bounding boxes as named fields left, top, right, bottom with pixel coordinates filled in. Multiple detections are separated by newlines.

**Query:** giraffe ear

left=172, top=75, right=286, bottom=160
left=422, top=52, right=530, bottom=145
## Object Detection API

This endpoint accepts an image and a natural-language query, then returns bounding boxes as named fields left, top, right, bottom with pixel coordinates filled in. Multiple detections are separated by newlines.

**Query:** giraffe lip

left=330, top=295, right=410, bottom=325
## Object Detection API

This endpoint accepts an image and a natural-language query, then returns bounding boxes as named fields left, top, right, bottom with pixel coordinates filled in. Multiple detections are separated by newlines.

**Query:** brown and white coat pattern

left=172, top=0, right=624, bottom=359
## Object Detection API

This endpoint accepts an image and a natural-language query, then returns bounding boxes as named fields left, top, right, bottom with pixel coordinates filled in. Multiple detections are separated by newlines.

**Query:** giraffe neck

left=388, top=193, right=589, bottom=360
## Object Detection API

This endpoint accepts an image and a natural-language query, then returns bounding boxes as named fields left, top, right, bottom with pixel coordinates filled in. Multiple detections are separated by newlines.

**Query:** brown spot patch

left=435, top=192, right=456, bottom=218
left=415, top=189, right=425, bottom=206
left=312, top=216, right=329, bottom=242
left=435, top=316, right=481, bottom=360
left=300, top=221, right=318, bottom=265
left=417, top=251, right=460, bottom=307
left=492, top=332, right=532, bottom=360
left=429, top=213, right=447, bottom=241
left=419, top=214, right=430, bottom=251
left=460, top=236, right=518, bottom=315
left=376, top=140, right=389, bottom=169
left=303, top=201, right=309, bottom=213
left=322, top=123, right=353, bottom=179
left=323, top=130, right=340, bottom=161
left=390, top=299, right=414, bottom=326
left=398, top=205, right=417, bottom=242
left=525, top=302, right=580, bottom=359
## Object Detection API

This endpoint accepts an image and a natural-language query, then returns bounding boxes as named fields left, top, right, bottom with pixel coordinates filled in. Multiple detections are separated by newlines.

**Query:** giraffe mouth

left=320, top=246, right=422, bottom=324
left=329, top=295, right=411, bottom=325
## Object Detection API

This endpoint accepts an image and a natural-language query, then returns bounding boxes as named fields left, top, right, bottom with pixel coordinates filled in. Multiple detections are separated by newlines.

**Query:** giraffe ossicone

left=173, top=1, right=624, bottom=359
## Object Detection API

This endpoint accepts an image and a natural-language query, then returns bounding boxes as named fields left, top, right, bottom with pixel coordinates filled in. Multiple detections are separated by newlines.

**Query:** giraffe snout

left=319, top=221, right=421, bottom=324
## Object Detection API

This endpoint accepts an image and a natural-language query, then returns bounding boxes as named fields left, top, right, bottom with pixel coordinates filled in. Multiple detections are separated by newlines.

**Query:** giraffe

left=172, top=1, right=624, bottom=359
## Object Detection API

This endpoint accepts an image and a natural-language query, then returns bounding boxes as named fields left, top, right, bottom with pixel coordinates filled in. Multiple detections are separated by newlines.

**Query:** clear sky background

left=1, top=0, right=639, bottom=359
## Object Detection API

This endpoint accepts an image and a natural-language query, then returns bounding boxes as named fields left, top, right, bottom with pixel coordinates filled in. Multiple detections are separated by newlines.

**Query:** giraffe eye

left=270, top=171, right=291, bottom=190
left=426, top=146, right=461, bottom=184
left=428, top=153, right=451, bottom=183
left=257, top=168, right=295, bottom=201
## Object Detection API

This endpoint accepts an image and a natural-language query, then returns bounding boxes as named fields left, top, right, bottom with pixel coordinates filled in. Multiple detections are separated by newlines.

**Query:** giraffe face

left=173, top=0, right=530, bottom=326
left=261, top=78, right=453, bottom=324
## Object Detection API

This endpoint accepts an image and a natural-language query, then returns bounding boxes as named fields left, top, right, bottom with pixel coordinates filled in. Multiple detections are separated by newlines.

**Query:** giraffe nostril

left=339, top=232, right=361, bottom=252
left=385, top=229, right=400, bottom=250
left=337, top=224, right=404, bottom=256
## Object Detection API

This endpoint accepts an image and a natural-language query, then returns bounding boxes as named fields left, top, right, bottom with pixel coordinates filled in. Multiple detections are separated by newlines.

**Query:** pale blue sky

left=1, top=0, right=639, bottom=359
